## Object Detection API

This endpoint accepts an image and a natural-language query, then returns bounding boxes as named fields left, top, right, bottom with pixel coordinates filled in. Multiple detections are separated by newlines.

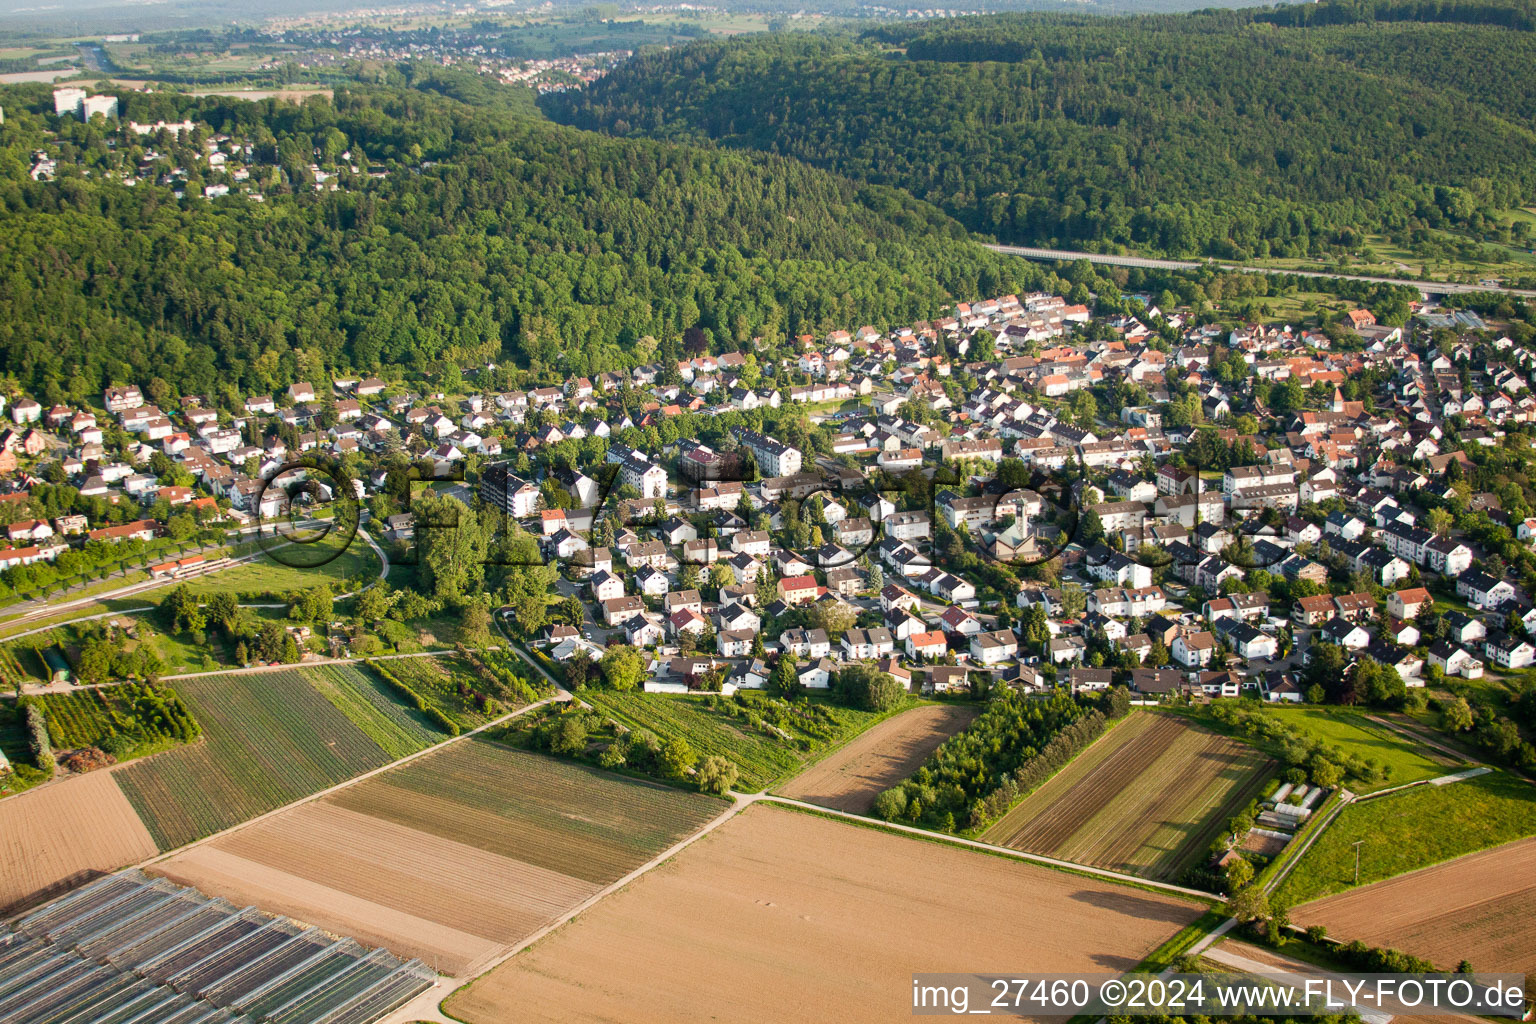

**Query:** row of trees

left=870, top=690, right=1096, bottom=832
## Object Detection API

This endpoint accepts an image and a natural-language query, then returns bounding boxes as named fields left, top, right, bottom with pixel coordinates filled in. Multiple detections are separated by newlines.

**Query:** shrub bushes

left=22, top=700, right=54, bottom=777
left=873, top=691, right=1100, bottom=832
left=365, top=658, right=462, bottom=736
left=1208, top=699, right=1389, bottom=786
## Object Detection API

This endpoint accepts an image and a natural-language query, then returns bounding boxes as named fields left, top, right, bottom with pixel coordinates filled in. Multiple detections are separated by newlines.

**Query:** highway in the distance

left=984, top=243, right=1536, bottom=299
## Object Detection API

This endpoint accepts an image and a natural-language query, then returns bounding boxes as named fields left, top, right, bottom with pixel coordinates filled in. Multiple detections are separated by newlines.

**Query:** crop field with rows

left=382, top=655, right=499, bottom=730
left=157, top=739, right=726, bottom=976
left=38, top=683, right=198, bottom=761
left=36, top=690, right=115, bottom=748
left=984, top=712, right=1273, bottom=881
left=113, top=668, right=398, bottom=849
left=331, top=739, right=723, bottom=884
left=306, top=663, right=444, bottom=759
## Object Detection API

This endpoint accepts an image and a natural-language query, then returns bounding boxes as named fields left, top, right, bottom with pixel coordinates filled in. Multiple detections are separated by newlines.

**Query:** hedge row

left=22, top=701, right=54, bottom=776
left=455, top=644, right=542, bottom=705
left=974, top=708, right=1108, bottom=826
left=364, top=659, right=462, bottom=737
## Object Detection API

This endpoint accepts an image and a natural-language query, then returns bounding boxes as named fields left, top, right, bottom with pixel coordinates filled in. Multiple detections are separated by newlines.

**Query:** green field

left=181, top=529, right=378, bottom=598
left=583, top=691, right=899, bottom=793
left=306, top=663, right=441, bottom=759
left=379, top=655, right=499, bottom=729
left=333, top=739, right=725, bottom=885
left=1273, top=770, right=1536, bottom=907
left=1260, top=708, right=1456, bottom=793
left=37, top=683, right=198, bottom=761
left=113, top=666, right=417, bottom=849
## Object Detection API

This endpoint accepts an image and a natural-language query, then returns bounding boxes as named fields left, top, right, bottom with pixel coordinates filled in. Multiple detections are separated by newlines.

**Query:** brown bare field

left=776, top=703, right=979, bottom=812
left=1291, top=837, right=1536, bottom=976
left=152, top=741, right=721, bottom=977
left=985, top=712, right=1273, bottom=880
left=0, top=771, right=158, bottom=914
left=329, top=739, right=722, bottom=884
left=152, top=802, right=601, bottom=977
left=446, top=803, right=1203, bottom=1024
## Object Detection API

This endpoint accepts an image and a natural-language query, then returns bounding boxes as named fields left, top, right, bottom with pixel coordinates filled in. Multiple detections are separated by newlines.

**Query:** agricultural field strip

left=442, top=803, right=1208, bottom=1024
left=0, top=771, right=160, bottom=915
left=153, top=800, right=609, bottom=976
left=333, top=741, right=722, bottom=884
left=441, top=791, right=1215, bottom=1012
left=1024, top=715, right=1185, bottom=852
left=432, top=792, right=748, bottom=991
left=131, top=690, right=569, bottom=873
left=306, top=663, right=438, bottom=759
left=1058, top=732, right=1270, bottom=876
left=117, top=667, right=400, bottom=848
left=1049, top=727, right=1212, bottom=868
left=987, top=713, right=1178, bottom=850
left=151, top=846, right=509, bottom=980
left=1159, top=755, right=1276, bottom=878
left=148, top=741, right=723, bottom=981
left=1290, top=837, right=1536, bottom=975
left=775, top=704, right=979, bottom=812
left=38, top=689, right=116, bottom=746
left=220, top=802, right=602, bottom=932
left=755, top=794, right=1216, bottom=901
left=979, top=714, right=1273, bottom=880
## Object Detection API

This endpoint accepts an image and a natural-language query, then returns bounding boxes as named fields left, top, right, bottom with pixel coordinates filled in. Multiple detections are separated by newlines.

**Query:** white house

left=1172, top=631, right=1217, bottom=668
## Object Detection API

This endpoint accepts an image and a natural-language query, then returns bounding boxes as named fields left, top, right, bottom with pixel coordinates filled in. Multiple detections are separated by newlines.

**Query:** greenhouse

left=0, top=870, right=436, bottom=1024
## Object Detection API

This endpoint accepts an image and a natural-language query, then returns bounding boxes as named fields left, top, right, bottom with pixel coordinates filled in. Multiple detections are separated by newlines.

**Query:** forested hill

left=546, top=2, right=1536, bottom=260
left=0, top=81, right=1039, bottom=402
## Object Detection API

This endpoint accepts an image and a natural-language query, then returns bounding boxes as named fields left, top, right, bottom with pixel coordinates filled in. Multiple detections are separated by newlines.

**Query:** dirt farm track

left=1291, top=836, right=1536, bottom=976
left=776, top=703, right=979, bottom=813
left=446, top=803, right=1204, bottom=1024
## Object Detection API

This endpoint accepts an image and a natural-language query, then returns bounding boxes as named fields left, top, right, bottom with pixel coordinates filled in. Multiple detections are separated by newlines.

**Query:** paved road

left=985, top=243, right=1536, bottom=298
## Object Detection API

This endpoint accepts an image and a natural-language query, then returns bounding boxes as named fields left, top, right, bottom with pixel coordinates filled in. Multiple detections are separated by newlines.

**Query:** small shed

left=40, top=645, right=70, bottom=683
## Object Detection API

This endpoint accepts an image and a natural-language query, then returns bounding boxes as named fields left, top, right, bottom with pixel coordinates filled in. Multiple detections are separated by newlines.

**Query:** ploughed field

left=152, top=740, right=724, bottom=977
left=776, top=703, right=978, bottom=813
left=446, top=803, right=1204, bottom=1024
left=113, top=667, right=404, bottom=849
left=983, top=712, right=1273, bottom=881
left=0, top=659, right=488, bottom=913
left=1290, top=836, right=1536, bottom=976
left=0, top=770, right=158, bottom=914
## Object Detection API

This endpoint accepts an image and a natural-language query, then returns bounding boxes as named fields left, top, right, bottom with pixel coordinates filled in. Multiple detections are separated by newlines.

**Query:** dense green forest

left=0, top=75, right=1039, bottom=401
left=547, top=1, right=1536, bottom=259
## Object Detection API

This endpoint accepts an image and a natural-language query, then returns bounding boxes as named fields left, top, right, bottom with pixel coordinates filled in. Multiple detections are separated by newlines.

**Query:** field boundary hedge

left=364, top=658, right=461, bottom=736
